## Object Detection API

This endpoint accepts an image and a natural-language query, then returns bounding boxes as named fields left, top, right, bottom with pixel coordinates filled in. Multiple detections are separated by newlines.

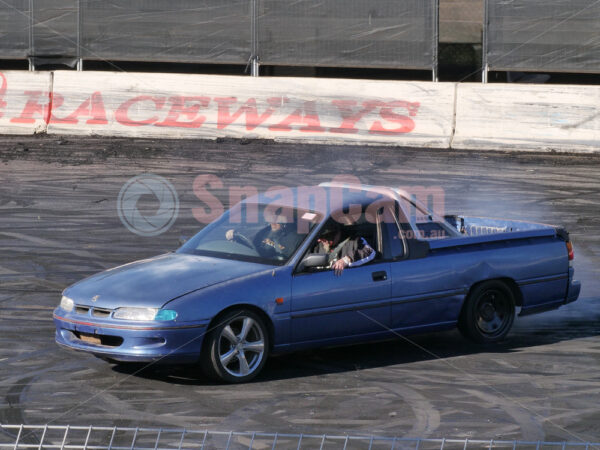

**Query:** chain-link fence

left=0, top=0, right=29, bottom=59
left=439, top=0, right=483, bottom=44
left=483, top=0, right=600, bottom=80
left=0, top=0, right=439, bottom=78
left=1, top=425, right=599, bottom=450
left=2, top=0, right=600, bottom=81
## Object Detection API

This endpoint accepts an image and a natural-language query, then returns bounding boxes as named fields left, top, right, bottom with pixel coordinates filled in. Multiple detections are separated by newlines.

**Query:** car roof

left=242, top=183, right=411, bottom=215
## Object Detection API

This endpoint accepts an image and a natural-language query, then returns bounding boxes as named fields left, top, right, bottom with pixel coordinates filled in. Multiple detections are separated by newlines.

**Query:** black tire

left=201, top=309, right=269, bottom=383
left=458, top=280, right=515, bottom=344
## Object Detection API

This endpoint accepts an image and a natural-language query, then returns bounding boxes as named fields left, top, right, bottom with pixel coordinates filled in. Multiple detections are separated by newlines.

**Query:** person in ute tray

left=312, top=222, right=375, bottom=275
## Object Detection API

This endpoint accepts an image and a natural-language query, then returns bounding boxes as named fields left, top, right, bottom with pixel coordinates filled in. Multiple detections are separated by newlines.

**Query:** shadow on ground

left=111, top=302, right=600, bottom=385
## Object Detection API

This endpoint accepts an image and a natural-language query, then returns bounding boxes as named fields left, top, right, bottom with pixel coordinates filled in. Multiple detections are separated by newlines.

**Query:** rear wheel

left=201, top=309, right=269, bottom=383
left=459, top=280, right=515, bottom=343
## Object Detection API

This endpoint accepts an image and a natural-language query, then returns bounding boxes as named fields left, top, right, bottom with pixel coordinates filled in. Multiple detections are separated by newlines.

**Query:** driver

left=225, top=218, right=301, bottom=258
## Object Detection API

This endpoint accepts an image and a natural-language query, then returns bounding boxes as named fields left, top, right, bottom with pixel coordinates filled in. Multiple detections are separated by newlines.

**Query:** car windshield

left=178, top=203, right=323, bottom=265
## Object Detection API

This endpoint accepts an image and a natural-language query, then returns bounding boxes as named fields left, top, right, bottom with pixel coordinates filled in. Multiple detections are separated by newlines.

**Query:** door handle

left=372, top=271, right=387, bottom=282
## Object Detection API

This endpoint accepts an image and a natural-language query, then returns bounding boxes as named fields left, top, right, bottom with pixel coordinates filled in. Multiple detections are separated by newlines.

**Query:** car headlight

left=113, top=307, right=157, bottom=321
left=60, top=296, right=74, bottom=312
left=113, top=308, right=178, bottom=321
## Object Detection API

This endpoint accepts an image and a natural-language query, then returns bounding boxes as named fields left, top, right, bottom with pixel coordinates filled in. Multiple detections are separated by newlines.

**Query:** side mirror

left=299, top=253, right=328, bottom=270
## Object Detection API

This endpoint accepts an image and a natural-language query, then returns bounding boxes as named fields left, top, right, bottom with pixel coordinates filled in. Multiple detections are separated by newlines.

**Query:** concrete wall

left=0, top=70, right=598, bottom=153
left=0, top=72, right=52, bottom=135
left=47, top=71, right=456, bottom=148
left=452, top=83, right=600, bottom=153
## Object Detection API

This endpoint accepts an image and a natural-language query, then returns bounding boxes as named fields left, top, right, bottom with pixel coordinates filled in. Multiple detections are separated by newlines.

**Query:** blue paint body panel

left=53, top=186, right=581, bottom=364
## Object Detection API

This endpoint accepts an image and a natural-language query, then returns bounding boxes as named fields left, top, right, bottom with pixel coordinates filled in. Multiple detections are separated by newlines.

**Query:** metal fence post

left=154, top=428, right=162, bottom=450
left=37, top=425, right=48, bottom=450
left=200, top=430, right=208, bottom=449
left=28, top=0, right=34, bottom=70
left=433, top=0, right=439, bottom=82
left=83, top=426, right=92, bottom=450
left=250, top=0, right=259, bottom=76
left=130, top=427, right=139, bottom=450
left=77, top=0, right=82, bottom=70
left=224, top=431, right=233, bottom=450
left=12, top=424, right=23, bottom=450
left=482, top=0, right=489, bottom=82
left=296, top=433, right=304, bottom=450
left=270, top=432, right=278, bottom=450
left=60, top=425, right=70, bottom=450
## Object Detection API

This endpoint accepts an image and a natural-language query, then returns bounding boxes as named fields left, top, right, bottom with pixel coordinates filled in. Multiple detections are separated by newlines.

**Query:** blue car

left=54, top=183, right=581, bottom=383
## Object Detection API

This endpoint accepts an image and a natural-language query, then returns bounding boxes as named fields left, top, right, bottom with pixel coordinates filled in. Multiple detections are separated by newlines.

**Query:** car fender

left=163, top=265, right=294, bottom=346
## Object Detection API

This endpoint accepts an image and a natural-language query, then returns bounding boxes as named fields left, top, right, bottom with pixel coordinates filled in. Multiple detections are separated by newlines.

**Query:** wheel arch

left=202, top=303, right=275, bottom=354
left=461, top=277, right=522, bottom=317
left=457, top=277, right=520, bottom=343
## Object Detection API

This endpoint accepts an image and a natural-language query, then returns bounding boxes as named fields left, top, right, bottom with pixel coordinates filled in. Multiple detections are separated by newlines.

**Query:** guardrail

left=1, top=425, right=599, bottom=450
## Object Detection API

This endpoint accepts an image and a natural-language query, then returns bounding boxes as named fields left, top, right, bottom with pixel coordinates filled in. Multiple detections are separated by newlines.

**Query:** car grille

left=75, top=305, right=90, bottom=315
left=74, top=304, right=114, bottom=318
left=92, top=307, right=112, bottom=318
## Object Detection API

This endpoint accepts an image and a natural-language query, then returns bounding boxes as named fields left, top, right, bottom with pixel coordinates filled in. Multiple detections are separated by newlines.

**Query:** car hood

left=64, top=253, right=274, bottom=309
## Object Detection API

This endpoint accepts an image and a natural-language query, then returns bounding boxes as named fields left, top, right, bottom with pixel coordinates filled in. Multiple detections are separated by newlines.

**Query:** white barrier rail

left=453, top=83, right=600, bottom=153
left=0, top=70, right=599, bottom=153
left=47, top=71, right=455, bottom=147
left=1, top=425, right=599, bottom=450
left=0, top=72, right=53, bottom=135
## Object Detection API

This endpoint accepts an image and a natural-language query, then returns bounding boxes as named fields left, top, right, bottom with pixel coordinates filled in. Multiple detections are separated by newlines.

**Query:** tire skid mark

left=461, top=388, right=545, bottom=440
left=0, top=137, right=599, bottom=437
left=375, top=382, right=441, bottom=437
left=1, top=376, right=41, bottom=445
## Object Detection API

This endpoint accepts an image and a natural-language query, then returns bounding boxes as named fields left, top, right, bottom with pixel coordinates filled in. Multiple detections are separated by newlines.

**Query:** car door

left=290, top=217, right=391, bottom=345
left=384, top=210, right=466, bottom=333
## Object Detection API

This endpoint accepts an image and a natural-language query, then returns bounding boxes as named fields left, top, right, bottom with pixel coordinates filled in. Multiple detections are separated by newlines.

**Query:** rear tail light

left=566, top=241, right=574, bottom=261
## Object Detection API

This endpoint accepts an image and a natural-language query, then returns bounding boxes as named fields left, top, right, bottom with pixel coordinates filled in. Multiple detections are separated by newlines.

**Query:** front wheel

left=201, top=309, right=269, bottom=383
left=458, top=280, right=515, bottom=344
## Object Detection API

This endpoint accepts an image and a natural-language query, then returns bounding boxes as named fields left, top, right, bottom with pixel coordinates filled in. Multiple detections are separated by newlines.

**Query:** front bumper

left=53, top=311, right=209, bottom=364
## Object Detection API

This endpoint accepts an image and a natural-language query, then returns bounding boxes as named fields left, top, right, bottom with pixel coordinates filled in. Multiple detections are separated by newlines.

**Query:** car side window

left=380, top=207, right=407, bottom=259
left=299, top=210, right=381, bottom=273
left=398, top=197, right=452, bottom=240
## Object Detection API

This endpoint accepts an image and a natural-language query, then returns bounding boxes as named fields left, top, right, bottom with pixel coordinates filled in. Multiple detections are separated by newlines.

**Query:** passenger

left=312, top=223, right=376, bottom=275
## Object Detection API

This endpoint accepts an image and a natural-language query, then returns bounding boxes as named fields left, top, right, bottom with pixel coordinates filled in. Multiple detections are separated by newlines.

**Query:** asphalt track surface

left=1, top=136, right=599, bottom=442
